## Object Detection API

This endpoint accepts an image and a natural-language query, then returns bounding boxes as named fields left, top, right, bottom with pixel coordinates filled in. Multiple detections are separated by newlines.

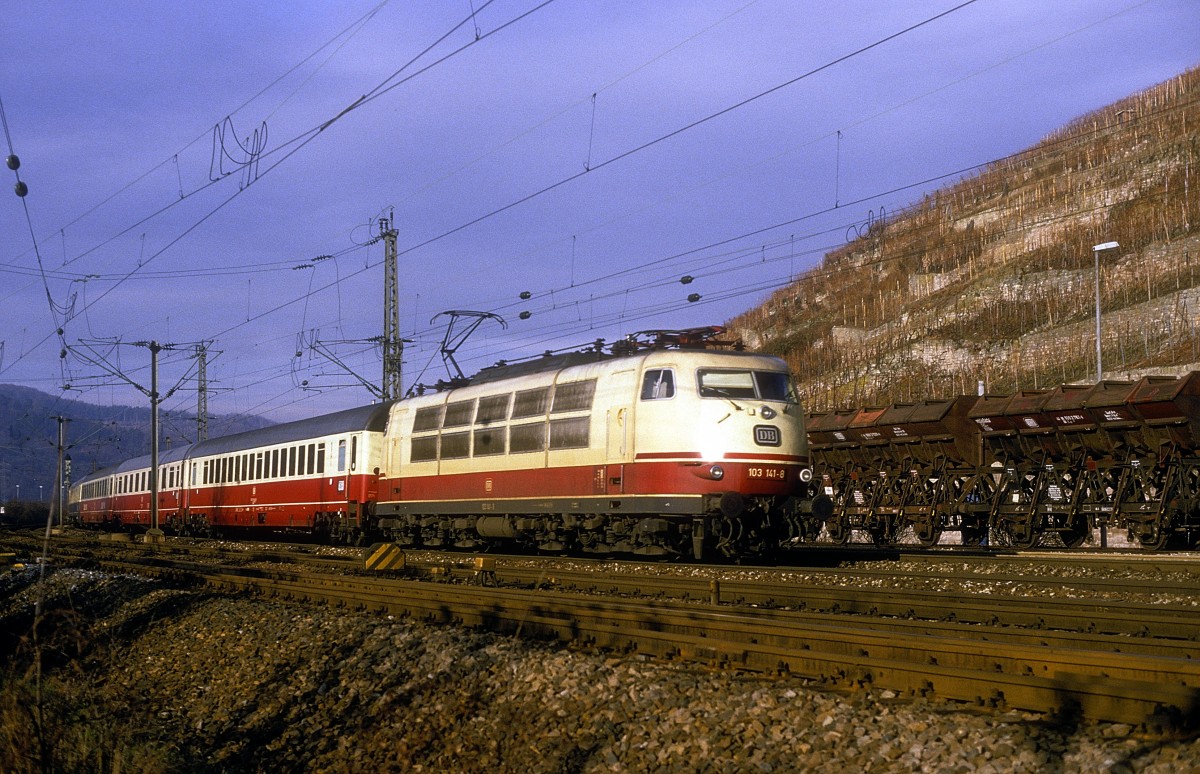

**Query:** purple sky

left=2, top=0, right=1197, bottom=428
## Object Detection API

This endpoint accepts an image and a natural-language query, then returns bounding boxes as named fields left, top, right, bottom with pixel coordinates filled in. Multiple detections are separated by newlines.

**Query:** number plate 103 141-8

left=746, top=466, right=787, bottom=481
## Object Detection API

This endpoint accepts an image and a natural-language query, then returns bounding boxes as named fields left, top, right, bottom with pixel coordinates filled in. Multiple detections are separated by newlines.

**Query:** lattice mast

left=380, top=216, right=402, bottom=401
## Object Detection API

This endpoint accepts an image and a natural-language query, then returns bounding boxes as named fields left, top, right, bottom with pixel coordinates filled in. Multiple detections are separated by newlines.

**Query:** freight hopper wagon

left=807, top=372, right=1200, bottom=550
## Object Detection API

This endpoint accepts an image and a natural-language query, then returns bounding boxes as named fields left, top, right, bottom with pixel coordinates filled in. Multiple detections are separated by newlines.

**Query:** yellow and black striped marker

left=363, top=542, right=406, bottom=571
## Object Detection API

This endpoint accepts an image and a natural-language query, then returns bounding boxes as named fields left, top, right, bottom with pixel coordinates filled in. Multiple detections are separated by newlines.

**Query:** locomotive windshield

left=697, top=369, right=796, bottom=403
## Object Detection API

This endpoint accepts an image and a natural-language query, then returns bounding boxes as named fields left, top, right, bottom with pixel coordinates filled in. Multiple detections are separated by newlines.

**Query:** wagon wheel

left=999, top=518, right=1040, bottom=549
left=1060, top=516, right=1090, bottom=549
left=911, top=512, right=942, bottom=548
left=1132, top=514, right=1174, bottom=551
left=825, top=512, right=852, bottom=545
left=959, top=526, right=986, bottom=547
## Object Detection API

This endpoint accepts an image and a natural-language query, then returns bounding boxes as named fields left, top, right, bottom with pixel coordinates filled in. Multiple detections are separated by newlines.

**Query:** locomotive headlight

left=799, top=467, right=813, bottom=483
left=709, top=465, right=725, bottom=480
left=760, top=406, right=776, bottom=420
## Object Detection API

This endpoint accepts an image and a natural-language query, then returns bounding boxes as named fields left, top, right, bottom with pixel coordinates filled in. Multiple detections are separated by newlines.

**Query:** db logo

left=754, top=425, right=781, bottom=447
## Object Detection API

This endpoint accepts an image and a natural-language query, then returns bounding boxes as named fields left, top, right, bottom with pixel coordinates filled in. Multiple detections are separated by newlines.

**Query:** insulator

left=14, top=180, right=28, bottom=197
left=687, top=293, right=701, bottom=303
left=519, top=291, right=532, bottom=300
left=519, top=311, right=531, bottom=320
left=5, top=154, right=18, bottom=171
left=680, top=275, right=693, bottom=284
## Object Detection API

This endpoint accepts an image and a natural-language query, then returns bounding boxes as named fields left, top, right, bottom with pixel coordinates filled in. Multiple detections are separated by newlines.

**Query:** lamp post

left=1093, top=241, right=1120, bottom=382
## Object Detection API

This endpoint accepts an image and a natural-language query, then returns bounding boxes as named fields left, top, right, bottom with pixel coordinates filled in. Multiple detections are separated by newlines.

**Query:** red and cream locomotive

left=68, top=328, right=821, bottom=560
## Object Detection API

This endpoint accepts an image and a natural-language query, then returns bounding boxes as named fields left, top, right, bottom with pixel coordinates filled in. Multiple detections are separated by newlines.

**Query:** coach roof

left=190, top=402, right=394, bottom=457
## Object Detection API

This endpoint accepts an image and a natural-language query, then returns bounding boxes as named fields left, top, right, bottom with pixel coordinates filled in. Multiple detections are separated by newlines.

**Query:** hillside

left=0, top=384, right=271, bottom=503
left=729, top=68, right=1200, bottom=411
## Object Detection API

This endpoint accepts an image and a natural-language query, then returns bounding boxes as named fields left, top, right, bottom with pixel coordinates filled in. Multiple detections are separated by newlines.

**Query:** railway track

left=4, top=530, right=1199, bottom=727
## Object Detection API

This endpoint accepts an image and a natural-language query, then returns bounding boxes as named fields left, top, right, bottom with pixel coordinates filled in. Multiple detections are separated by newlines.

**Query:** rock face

left=2, top=567, right=1196, bottom=772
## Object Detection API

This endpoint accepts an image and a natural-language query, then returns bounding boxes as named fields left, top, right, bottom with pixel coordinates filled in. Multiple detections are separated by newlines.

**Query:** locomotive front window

left=697, top=369, right=797, bottom=402
left=698, top=370, right=757, bottom=399
left=754, top=371, right=797, bottom=403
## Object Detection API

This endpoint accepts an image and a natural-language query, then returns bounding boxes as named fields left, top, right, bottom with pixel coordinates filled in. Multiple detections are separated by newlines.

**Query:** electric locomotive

left=370, top=328, right=820, bottom=559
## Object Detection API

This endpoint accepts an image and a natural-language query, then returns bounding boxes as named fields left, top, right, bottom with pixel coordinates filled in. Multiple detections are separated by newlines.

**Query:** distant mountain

left=0, top=383, right=272, bottom=503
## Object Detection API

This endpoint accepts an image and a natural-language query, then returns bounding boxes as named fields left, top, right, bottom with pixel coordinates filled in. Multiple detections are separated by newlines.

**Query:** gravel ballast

left=1, top=566, right=1196, bottom=773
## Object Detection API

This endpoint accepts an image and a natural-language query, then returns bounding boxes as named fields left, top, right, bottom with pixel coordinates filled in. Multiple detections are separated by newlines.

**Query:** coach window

left=297, top=445, right=306, bottom=476
left=254, top=452, right=263, bottom=480
left=338, top=439, right=347, bottom=472
left=288, top=447, right=297, bottom=477
left=552, top=380, right=596, bottom=412
left=440, top=432, right=470, bottom=459
left=509, top=423, right=546, bottom=454
left=443, top=400, right=475, bottom=428
left=317, top=442, right=326, bottom=474
left=348, top=437, right=356, bottom=471
left=476, top=394, right=510, bottom=425
left=473, top=427, right=507, bottom=456
left=413, top=405, right=443, bottom=432
left=307, top=444, right=316, bottom=475
left=411, top=436, right=438, bottom=462
left=550, top=417, right=590, bottom=449
left=513, top=387, right=550, bottom=419
left=640, top=369, right=675, bottom=400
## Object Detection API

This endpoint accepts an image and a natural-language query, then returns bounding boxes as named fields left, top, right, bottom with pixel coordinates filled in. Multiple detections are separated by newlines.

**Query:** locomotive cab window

left=640, top=369, right=675, bottom=400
